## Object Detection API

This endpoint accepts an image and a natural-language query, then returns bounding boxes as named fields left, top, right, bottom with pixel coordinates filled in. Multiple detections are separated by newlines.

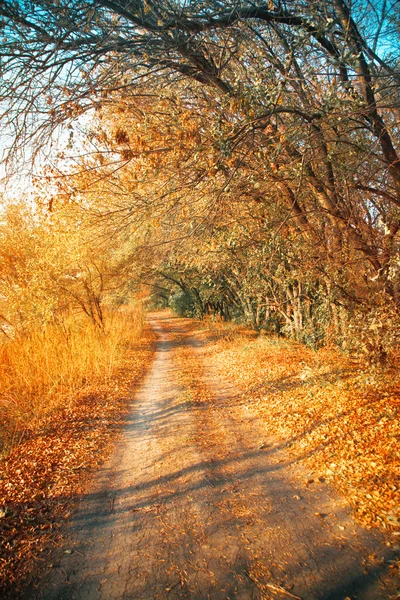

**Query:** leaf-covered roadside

left=0, top=326, right=155, bottom=599
left=173, top=317, right=399, bottom=597
left=203, top=329, right=400, bottom=543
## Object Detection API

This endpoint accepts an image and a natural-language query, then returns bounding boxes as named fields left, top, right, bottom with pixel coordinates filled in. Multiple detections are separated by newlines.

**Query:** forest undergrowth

left=0, top=306, right=155, bottom=598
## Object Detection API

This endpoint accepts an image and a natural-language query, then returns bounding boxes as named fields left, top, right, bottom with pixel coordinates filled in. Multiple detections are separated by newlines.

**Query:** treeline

left=1, top=1, right=400, bottom=360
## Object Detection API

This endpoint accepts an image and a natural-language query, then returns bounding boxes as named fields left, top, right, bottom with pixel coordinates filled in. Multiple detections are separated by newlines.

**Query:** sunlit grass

left=0, top=304, right=145, bottom=455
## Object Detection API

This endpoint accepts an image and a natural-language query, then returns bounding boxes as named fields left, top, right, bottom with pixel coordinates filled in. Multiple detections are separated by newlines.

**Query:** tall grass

left=0, top=304, right=145, bottom=455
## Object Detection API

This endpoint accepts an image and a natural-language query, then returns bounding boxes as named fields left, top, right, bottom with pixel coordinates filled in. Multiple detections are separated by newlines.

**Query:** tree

left=2, top=2, right=399, bottom=249
left=1, top=1, right=399, bottom=352
left=0, top=199, right=140, bottom=335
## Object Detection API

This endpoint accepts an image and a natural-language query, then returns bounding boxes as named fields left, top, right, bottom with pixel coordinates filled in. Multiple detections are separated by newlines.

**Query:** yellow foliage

left=0, top=304, right=144, bottom=455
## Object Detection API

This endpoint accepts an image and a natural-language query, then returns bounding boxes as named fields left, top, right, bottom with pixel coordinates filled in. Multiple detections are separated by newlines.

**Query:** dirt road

left=33, top=313, right=394, bottom=599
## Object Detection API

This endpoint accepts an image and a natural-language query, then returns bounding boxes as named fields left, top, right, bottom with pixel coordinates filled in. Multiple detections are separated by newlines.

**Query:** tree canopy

left=1, top=0, right=399, bottom=357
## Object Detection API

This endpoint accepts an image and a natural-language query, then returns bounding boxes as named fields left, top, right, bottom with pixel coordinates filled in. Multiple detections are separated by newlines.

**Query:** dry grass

left=201, top=315, right=257, bottom=342
left=0, top=318, right=155, bottom=598
left=0, top=304, right=145, bottom=455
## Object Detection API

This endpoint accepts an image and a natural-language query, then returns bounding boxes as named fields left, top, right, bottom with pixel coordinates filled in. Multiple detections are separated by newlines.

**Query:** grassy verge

left=0, top=306, right=155, bottom=598
left=0, top=305, right=144, bottom=455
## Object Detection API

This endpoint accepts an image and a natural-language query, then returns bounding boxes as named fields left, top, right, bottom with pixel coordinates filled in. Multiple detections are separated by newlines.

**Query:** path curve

left=32, top=312, right=393, bottom=600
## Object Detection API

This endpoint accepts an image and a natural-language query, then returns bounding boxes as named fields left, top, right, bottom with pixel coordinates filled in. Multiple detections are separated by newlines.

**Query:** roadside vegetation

left=0, top=202, right=148, bottom=456
left=0, top=203, right=155, bottom=597
left=0, top=307, right=145, bottom=454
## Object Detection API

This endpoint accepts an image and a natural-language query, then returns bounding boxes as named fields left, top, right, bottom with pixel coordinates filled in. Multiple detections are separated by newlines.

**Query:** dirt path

left=32, top=313, right=394, bottom=600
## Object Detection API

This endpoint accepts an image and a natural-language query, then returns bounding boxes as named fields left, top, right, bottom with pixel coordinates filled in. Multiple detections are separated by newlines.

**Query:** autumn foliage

left=1, top=0, right=399, bottom=356
left=0, top=202, right=147, bottom=454
left=204, top=327, right=400, bottom=532
left=0, top=0, right=399, bottom=593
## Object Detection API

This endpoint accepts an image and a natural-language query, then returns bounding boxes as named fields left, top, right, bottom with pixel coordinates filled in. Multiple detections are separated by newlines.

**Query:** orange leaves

left=0, top=325, right=155, bottom=599
left=207, top=330, right=400, bottom=535
left=114, top=128, right=130, bottom=145
left=120, top=148, right=134, bottom=161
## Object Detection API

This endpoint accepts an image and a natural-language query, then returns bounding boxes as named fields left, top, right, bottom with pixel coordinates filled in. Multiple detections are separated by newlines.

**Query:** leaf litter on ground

left=0, top=325, right=155, bottom=599
left=177, top=317, right=400, bottom=588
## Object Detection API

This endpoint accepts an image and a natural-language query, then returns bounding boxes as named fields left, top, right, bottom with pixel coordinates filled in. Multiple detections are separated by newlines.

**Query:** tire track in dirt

left=30, top=312, right=395, bottom=600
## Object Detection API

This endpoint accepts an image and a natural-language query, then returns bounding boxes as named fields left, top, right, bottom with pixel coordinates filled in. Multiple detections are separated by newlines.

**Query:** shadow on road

left=29, top=312, right=395, bottom=600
